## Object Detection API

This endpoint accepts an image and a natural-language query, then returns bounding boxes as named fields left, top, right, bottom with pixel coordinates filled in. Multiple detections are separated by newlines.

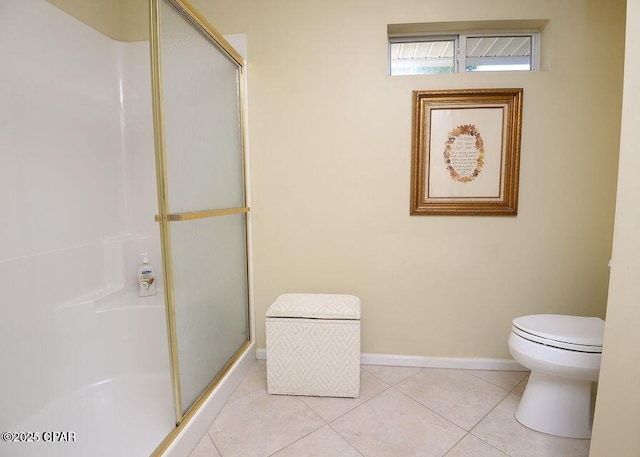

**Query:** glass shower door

left=150, top=0, right=250, bottom=421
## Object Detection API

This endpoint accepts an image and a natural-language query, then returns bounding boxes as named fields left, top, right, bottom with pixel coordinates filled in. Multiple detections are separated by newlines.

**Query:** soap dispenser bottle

left=137, top=253, right=157, bottom=297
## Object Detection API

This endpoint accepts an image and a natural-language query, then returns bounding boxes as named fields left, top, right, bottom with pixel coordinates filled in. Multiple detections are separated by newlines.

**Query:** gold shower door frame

left=148, top=0, right=251, bottom=453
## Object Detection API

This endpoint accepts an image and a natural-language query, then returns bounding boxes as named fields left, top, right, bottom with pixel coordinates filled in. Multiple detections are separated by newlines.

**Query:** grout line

left=442, top=432, right=469, bottom=457
left=468, top=388, right=512, bottom=439
left=270, top=375, right=389, bottom=457
left=457, top=370, right=511, bottom=397
left=287, top=394, right=327, bottom=425
left=324, top=384, right=392, bottom=424
left=225, top=386, right=260, bottom=402
left=291, top=368, right=394, bottom=425
left=211, top=361, right=591, bottom=457
left=207, top=361, right=267, bottom=457
left=223, top=364, right=267, bottom=402
left=362, top=364, right=424, bottom=386
left=466, top=392, right=514, bottom=455
left=218, top=363, right=327, bottom=457
left=391, top=386, right=468, bottom=434
left=392, top=369, right=512, bottom=434
left=326, top=421, right=367, bottom=457
left=510, top=373, right=529, bottom=396
left=326, top=413, right=368, bottom=457
left=220, top=362, right=526, bottom=457
left=465, top=369, right=530, bottom=391
left=263, top=422, right=327, bottom=457
left=207, top=430, right=225, bottom=457
left=468, top=432, right=511, bottom=457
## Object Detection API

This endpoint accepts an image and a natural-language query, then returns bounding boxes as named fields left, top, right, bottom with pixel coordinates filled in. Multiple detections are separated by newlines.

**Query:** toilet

left=508, top=314, right=605, bottom=439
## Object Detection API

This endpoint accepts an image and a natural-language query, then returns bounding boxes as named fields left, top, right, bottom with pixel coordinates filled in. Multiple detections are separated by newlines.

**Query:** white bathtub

left=0, top=233, right=256, bottom=457
left=2, top=291, right=175, bottom=457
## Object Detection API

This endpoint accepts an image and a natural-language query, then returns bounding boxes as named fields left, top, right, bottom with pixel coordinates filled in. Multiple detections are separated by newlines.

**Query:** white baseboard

left=255, top=348, right=525, bottom=371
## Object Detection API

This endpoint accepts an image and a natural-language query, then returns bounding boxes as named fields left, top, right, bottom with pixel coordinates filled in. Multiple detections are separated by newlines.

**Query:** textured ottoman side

left=266, top=294, right=361, bottom=398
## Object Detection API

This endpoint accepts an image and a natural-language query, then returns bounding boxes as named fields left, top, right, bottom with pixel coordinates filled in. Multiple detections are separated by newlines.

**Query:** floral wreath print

left=443, top=124, right=485, bottom=183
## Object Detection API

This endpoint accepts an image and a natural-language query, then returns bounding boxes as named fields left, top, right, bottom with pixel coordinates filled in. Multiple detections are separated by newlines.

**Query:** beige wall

left=31, top=0, right=639, bottom=451
left=187, top=0, right=625, bottom=358
left=118, top=0, right=149, bottom=42
left=44, top=0, right=627, bottom=359
left=590, top=0, right=640, bottom=455
left=45, top=0, right=147, bottom=41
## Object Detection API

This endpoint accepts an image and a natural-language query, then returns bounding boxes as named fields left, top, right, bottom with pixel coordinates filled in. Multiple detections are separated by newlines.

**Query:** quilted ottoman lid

left=266, top=293, right=361, bottom=320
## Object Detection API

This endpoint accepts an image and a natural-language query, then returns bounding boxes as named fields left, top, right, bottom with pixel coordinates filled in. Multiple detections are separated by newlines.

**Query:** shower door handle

left=155, top=207, right=249, bottom=222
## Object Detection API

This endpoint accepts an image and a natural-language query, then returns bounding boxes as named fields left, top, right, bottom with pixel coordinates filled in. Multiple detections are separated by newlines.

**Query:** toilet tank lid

left=512, top=314, right=605, bottom=347
left=267, top=294, right=361, bottom=320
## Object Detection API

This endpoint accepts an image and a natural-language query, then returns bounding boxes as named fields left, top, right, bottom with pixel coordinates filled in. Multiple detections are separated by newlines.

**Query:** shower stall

left=0, top=1, right=253, bottom=456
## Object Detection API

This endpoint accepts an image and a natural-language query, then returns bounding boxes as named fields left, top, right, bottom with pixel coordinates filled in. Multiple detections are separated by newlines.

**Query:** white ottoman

left=266, top=293, right=361, bottom=398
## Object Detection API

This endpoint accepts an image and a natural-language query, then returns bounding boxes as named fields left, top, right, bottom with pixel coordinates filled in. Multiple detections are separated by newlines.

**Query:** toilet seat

left=512, top=314, right=604, bottom=353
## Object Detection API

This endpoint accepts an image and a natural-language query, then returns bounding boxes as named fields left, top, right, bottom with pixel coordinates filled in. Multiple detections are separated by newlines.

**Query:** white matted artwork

left=410, top=89, right=523, bottom=215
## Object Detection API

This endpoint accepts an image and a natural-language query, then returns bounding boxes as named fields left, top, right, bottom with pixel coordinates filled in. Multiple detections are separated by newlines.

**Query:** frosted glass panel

left=158, top=0, right=250, bottom=416
left=171, top=214, right=249, bottom=412
left=160, top=0, right=244, bottom=213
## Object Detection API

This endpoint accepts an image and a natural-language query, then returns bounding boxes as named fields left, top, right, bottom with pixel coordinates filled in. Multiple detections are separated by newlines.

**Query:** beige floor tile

left=188, top=434, right=221, bottom=457
left=467, top=371, right=529, bottom=391
left=362, top=364, right=421, bottom=385
left=331, top=388, right=466, bottom=457
left=209, top=389, right=324, bottom=457
left=271, top=425, right=363, bottom=457
left=444, top=434, right=507, bottom=457
left=395, top=368, right=509, bottom=431
left=512, top=376, right=528, bottom=396
left=301, top=370, right=389, bottom=421
left=229, top=360, right=267, bottom=400
left=471, top=394, right=591, bottom=457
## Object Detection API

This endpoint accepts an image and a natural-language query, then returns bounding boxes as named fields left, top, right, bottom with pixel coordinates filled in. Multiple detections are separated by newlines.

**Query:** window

left=390, top=37, right=456, bottom=75
left=389, top=33, right=538, bottom=75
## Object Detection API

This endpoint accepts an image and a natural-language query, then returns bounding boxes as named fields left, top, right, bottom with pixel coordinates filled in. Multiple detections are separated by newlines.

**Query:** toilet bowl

left=508, top=314, right=604, bottom=439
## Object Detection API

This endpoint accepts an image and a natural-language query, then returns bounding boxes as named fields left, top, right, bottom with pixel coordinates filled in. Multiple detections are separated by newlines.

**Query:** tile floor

left=189, top=361, right=592, bottom=457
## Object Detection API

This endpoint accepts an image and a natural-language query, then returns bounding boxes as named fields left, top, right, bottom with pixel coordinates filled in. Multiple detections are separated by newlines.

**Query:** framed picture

left=410, top=88, right=523, bottom=215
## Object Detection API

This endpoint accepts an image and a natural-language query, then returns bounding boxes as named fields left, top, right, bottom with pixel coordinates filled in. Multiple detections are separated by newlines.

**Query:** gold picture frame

left=410, top=88, right=523, bottom=215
